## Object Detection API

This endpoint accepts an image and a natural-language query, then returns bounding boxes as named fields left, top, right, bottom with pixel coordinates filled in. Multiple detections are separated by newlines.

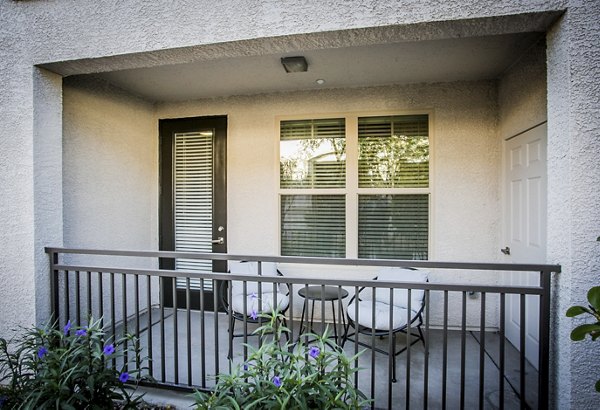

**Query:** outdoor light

left=316, top=79, right=326, bottom=85
left=281, top=56, right=308, bottom=73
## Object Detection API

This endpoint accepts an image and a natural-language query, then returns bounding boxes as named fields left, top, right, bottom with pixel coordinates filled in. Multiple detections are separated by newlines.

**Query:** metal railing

left=45, top=247, right=560, bottom=409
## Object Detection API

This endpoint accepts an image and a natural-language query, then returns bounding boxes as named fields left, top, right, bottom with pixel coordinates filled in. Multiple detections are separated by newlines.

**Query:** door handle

left=501, top=246, right=511, bottom=255
left=211, top=237, right=224, bottom=245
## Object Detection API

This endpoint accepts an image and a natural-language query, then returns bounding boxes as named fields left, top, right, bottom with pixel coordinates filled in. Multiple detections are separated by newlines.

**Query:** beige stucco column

left=546, top=2, right=600, bottom=408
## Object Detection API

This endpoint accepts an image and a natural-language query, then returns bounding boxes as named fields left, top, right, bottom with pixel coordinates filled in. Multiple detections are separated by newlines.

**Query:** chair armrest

left=275, top=269, right=291, bottom=296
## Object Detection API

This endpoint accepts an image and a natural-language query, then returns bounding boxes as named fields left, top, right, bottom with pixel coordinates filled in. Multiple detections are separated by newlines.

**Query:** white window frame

left=277, top=110, right=434, bottom=259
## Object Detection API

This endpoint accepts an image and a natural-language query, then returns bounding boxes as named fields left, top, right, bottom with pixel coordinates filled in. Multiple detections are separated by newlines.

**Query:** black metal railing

left=45, top=247, right=560, bottom=409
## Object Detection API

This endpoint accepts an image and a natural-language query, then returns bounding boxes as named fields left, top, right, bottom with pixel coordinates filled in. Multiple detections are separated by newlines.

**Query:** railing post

left=538, top=269, right=551, bottom=409
left=48, top=249, right=60, bottom=325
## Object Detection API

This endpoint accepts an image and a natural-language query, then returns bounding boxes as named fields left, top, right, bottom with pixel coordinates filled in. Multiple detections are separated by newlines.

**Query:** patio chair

left=222, top=261, right=290, bottom=358
left=341, top=267, right=428, bottom=382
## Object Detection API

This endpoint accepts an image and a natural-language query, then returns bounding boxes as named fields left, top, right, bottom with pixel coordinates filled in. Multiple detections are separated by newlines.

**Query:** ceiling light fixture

left=281, top=56, right=308, bottom=73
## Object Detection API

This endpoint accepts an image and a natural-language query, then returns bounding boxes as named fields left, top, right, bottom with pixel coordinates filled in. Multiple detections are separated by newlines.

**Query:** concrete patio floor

left=128, top=309, right=538, bottom=409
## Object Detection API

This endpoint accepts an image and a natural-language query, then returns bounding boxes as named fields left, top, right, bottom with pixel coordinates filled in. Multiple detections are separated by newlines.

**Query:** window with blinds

left=279, top=113, right=430, bottom=260
left=281, top=195, right=345, bottom=257
left=280, top=118, right=346, bottom=189
left=358, top=194, right=429, bottom=260
left=174, top=131, right=214, bottom=290
left=358, top=115, right=429, bottom=188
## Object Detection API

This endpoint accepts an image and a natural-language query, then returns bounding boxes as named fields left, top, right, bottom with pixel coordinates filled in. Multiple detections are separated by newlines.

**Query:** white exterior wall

left=61, top=78, right=501, bottom=328
left=498, top=38, right=547, bottom=139
left=62, top=77, right=158, bottom=253
left=59, top=73, right=550, bottom=332
left=158, top=82, right=500, bottom=261
left=61, top=77, right=159, bottom=322
left=0, top=0, right=598, bottom=407
left=157, top=80, right=501, bottom=327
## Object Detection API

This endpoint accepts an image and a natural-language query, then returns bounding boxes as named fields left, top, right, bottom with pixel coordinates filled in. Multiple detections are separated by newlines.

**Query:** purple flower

left=103, top=344, right=115, bottom=355
left=309, top=346, right=320, bottom=359
left=250, top=292, right=257, bottom=300
left=119, top=372, right=129, bottom=383
left=75, top=328, right=87, bottom=337
left=63, top=320, right=72, bottom=335
left=250, top=309, right=258, bottom=320
left=37, top=346, right=48, bottom=359
left=243, top=362, right=249, bottom=371
left=272, top=375, right=282, bottom=388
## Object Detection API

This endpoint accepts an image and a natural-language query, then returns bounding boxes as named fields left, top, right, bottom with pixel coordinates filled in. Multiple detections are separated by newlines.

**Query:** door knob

left=501, top=246, right=510, bottom=255
left=211, top=237, right=224, bottom=245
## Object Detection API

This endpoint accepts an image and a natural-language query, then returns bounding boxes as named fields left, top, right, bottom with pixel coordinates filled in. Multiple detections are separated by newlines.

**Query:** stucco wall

left=547, top=4, right=600, bottom=409
left=62, top=76, right=159, bottom=324
left=59, top=77, right=504, bottom=328
left=33, top=68, right=65, bottom=326
left=158, top=81, right=500, bottom=262
left=62, top=76, right=158, bottom=252
left=157, top=80, right=501, bottom=327
left=498, top=37, right=548, bottom=140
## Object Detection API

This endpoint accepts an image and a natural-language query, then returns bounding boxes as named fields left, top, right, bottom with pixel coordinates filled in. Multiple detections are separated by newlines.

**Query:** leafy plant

left=0, top=317, right=147, bottom=409
left=0, top=336, right=33, bottom=408
left=566, top=286, right=600, bottom=392
left=193, top=311, right=370, bottom=409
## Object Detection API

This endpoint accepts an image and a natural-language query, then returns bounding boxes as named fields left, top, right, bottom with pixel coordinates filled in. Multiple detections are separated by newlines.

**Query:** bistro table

left=297, top=285, right=349, bottom=344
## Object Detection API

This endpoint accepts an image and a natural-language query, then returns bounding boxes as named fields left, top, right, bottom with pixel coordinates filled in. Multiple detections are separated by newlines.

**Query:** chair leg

left=417, top=324, right=425, bottom=346
left=331, top=301, right=339, bottom=344
left=340, top=320, right=352, bottom=348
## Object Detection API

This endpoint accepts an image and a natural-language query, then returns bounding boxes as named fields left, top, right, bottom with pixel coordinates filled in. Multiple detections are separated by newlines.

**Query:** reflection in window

left=358, top=115, right=429, bottom=188
left=280, top=118, right=346, bottom=189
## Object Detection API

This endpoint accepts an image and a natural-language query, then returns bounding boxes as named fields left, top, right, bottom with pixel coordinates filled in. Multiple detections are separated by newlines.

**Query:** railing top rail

left=45, top=247, right=561, bottom=274
left=51, top=264, right=545, bottom=295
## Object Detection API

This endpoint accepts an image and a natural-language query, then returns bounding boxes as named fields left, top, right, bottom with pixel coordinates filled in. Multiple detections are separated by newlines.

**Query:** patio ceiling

left=89, top=32, right=543, bottom=102
left=44, top=12, right=561, bottom=103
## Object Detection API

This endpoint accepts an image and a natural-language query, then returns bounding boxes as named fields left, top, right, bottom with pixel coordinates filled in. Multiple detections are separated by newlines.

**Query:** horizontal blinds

left=281, top=195, right=345, bottom=257
left=358, top=194, right=429, bottom=260
left=280, top=118, right=345, bottom=189
left=174, top=131, right=214, bottom=291
left=358, top=115, right=429, bottom=188
left=280, top=118, right=346, bottom=140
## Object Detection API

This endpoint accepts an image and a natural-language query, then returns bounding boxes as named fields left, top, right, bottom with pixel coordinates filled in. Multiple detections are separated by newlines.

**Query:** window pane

left=358, top=115, right=429, bottom=188
left=280, top=118, right=346, bottom=188
left=174, top=131, right=214, bottom=291
left=358, top=194, right=428, bottom=260
left=281, top=195, right=345, bottom=257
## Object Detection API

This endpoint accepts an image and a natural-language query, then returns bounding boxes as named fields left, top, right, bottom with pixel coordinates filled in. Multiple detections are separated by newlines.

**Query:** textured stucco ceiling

left=87, top=32, right=543, bottom=102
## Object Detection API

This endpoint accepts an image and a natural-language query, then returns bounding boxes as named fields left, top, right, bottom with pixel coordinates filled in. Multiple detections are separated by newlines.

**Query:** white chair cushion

left=363, top=267, right=428, bottom=309
left=230, top=291, right=289, bottom=315
left=347, top=300, right=419, bottom=331
left=229, top=261, right=284, bottom=296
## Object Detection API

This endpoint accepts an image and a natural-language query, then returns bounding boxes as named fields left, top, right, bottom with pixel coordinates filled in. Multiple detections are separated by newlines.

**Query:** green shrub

left=0, top=317, right=146, bottom=409
left=566, top=286, right=600, bottom=393
left=193, top=312, right=370, bottom=409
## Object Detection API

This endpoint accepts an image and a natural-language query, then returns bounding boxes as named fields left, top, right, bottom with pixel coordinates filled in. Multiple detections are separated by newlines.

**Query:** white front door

left=503, top=123, right=547, bottom=370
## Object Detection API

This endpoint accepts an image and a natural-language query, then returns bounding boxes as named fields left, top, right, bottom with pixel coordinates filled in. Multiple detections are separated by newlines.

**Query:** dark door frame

left=158, top=115, right=227, bottom=310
